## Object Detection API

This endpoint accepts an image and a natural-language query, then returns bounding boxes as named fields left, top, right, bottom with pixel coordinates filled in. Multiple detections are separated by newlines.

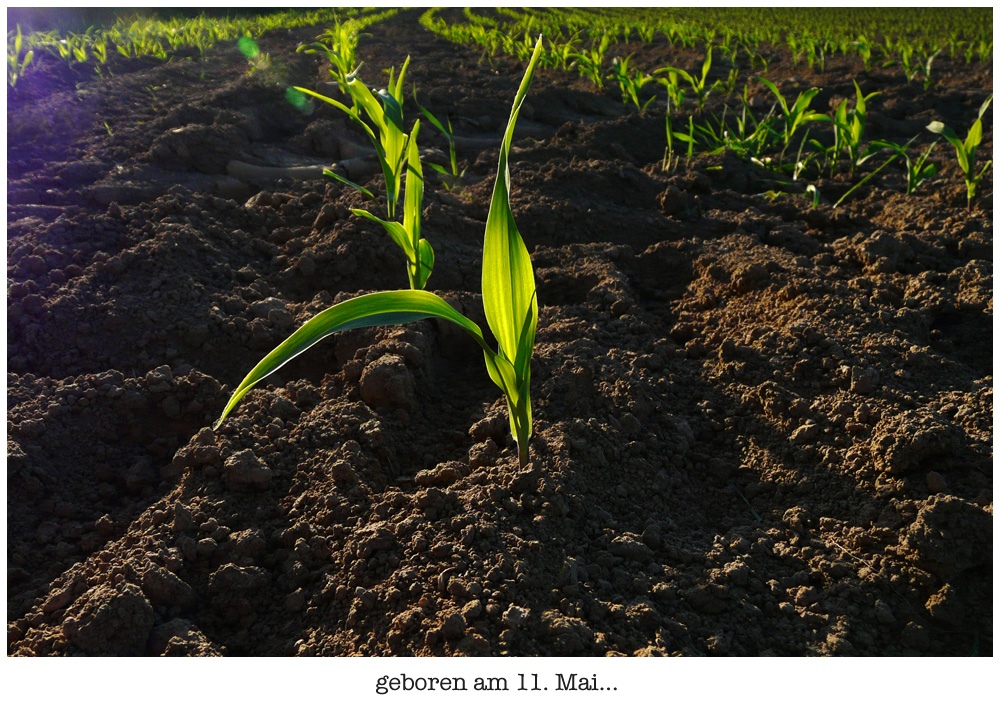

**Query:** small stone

left=223, top=450, right=272, bottom=491
left=790, top=423, right=819, bottom=444
left=641, top=525, right=661, bottom=550
left=901, top=622, right=929, bottom=650
left=441, top=611, right=466, bottom=641
left=197, top=537, right=218, bottom=558
left=503, top=604, right=529, bottom=629
left=141, top=565, right=197, bottom=608
left=461, top=600, right=483, bottom=622
left=874, top=599, right=896, bottom=625
left=414, top=461, right=462, bottom=488
left=925, top=584, right=964, bottom=624
left=285, top=590, right=306, bottom=612
left=782, top=506, right=810, bottom=531
left=609, top=533, right=652, bottom=562
left=42, top=586, right=74, bottom=613
left=63, top=583, right=155, bottom=655
left=359, top=354, right=415, bottom=410
left=296, top=256, right=315, bottom=277
left=172, top=503, right=194, bottom=532
left=926, top=471, right=947, bottom=494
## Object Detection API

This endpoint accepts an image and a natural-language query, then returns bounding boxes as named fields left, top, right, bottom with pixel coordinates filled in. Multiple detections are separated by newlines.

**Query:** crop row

left=422, top=7, right=993, bottom=71
left=7, top=7, right=399, bottom=87
left=421, top=8, right=993, bottom=210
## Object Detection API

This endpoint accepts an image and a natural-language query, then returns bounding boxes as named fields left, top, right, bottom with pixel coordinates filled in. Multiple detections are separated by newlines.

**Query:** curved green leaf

left=351, top=208, right=413, bottom=259
left=323, top=168, right=376, bottom=202
left=216, top=290, right=494, bottom=426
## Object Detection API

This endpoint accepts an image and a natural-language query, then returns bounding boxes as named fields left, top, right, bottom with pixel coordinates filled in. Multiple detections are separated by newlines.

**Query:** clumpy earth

left=6, top=9, right=992, bottom=656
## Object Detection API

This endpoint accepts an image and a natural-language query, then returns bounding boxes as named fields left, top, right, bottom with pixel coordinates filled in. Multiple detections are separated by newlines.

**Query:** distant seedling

left=296, top=58, right=434, bottom=289
left=927, top=95, right=993, bottom=211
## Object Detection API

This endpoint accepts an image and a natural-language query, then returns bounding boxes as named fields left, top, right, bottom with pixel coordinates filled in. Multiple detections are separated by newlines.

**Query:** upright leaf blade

left=403, top=121, right=423, bottom=255
left=482, top=36, right=543, bottom=364
left=481, top=35, right=544, bottom=468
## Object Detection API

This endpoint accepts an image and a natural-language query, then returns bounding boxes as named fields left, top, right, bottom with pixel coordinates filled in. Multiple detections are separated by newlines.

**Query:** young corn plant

left=927, top=95, right=993, bottom=210
left=217, top=37, right=547, bottom=470
left=609, top=55, right=656, bottom=113
left=757, top=78, right=828, bottom=159
left=655, top=47, right=714, bottom=112
left=655, top=68, right=687, bottom=108
left=296, top=60, right=434, bottom=287
left=871, top=137, right=939, bottom=195
left=300, top=19, right=361, bottom=85
left=831, top=81, right=881, bottom=179
left=353, top=121, right=433, bottom=289
left=661, top=100, right=679, bottom=172
left=568, top=32, right=609, bottom=88
left=7, top=26, right=34, bottom=88
left=296, top=58, right=411, bottom=220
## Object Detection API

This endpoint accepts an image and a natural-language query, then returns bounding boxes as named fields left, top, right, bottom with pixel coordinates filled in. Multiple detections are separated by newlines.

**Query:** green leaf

left=216, top=290, right=494, bottom=426
left=322, top=168, right=375, bottom=202
left=482, top=36, right=542, bottom=365
left=414, top=239, right=434, bottom=290
left=414, top=90, right=452, bottom=138
left=377, top=88, right=405, bottom=133
left=926, top=120, right=958, bottom=142
left=758, top=77, right=787, bottom=115
left=977, top=94, right=993, bottom=120
left=351, top=208, right=413, bottom=259
left=403, top=120, right=423, bottom=255
left=964, top=119, right=983, bottom=153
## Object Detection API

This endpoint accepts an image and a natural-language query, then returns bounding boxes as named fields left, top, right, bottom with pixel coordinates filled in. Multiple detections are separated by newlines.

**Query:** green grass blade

left=216, top=290, right=492, bottom=425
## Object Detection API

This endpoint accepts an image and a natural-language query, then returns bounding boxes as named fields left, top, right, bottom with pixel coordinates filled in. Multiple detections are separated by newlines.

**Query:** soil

left=6, top=9, right=993, bottom=657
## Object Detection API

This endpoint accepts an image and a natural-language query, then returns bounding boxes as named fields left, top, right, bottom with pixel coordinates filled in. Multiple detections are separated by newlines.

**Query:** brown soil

left=6, top=10, right=992, bottom=657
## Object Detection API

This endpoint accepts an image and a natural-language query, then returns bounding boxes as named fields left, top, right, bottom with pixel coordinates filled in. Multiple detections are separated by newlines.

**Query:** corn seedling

left=670, top=115, right=697, bottom=169
left=296, top=57, right=411, bottom=220
left=758, top=78, right=828, bottom=159
left=805, top=184, right=821, bottom=208
left=299, top=19, right=361, bottom=86
left=297, top=60, right=435, bottom=287
left=217, top=37, right=547, bottom=469
left=871, top=137, right=939, bottom=195
left=851, top=34, right=874, bottom=71
left=568, top=33, right=609, bottom=88
left=831, top=81, right=880, bottom=179
left=662, top=103, right=679, bottom=172
left=655, top=68, right=687, bottom=108
left=918, top=48, right=942, bottom=90
left=610, top=55, right=656, bottom=112
left=7, top=26, right=34, bottom=88
left=805, top=39, right=827, bottom=73
left=927, top=95, right=993, bottom=210
left=655, top=47, right=714, bottom=112
left=352, top=121, right=433, bottom=289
